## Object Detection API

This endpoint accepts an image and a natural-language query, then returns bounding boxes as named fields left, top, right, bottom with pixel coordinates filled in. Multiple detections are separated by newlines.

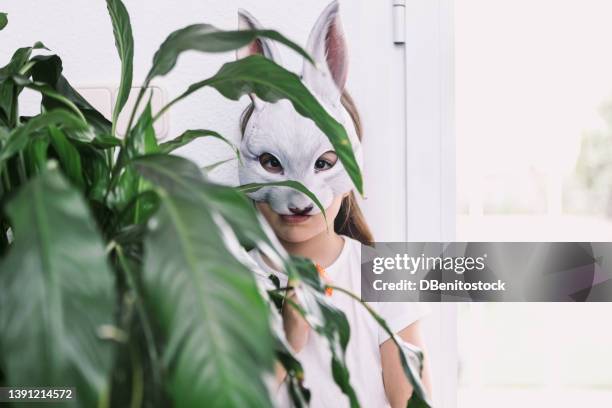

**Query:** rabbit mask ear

left=302, top=0, right=348, bottom=106
left=236, top=9, right=282, bottom=109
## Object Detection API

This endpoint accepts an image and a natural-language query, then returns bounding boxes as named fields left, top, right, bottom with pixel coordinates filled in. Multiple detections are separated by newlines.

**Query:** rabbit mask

left=237, top=0, right=363, bottom=216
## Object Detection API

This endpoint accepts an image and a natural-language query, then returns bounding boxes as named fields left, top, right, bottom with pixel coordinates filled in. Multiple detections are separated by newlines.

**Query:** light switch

left=114, top=86, right=169, bottom=140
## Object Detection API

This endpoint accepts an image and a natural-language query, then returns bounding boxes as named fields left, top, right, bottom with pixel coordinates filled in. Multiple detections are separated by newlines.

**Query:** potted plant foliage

left=0, top=2, right=430, bottom=407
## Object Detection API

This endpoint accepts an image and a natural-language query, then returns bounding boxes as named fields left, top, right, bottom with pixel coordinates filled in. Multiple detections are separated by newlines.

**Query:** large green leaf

left=9, top=74, right=87, bottom=121
left=30, top=55, right=113, bottom=137
left=105, top=0, right=134, bottom=133
left=145, top=25, right=312, bottom=85
left=0, top=166, right=115, bottom=407
left=330, top=286, right=433, bottom=408
left=0, top=109, right=88, bottom=165
left=124, top=25, right=313, bottom=134
left=48, top=125, right=85, bottom=188
left=133, top=153, right=285, bottom=263
left=136, top=155, right=275, bottom=407
left=159, top=55, right=363, bottom=194
left=287, top=257, right=360, bottom=407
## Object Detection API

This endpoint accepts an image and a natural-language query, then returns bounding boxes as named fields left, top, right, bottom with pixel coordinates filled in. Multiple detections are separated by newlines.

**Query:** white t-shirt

left=248, top=236, right=429, bottom=408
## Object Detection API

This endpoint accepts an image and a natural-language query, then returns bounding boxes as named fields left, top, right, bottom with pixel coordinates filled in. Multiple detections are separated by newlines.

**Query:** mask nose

left=288, top=205, right=314, bottom=216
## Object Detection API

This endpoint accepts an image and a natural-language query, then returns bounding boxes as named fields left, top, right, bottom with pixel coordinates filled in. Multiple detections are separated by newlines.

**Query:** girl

left=237, top=2, right=431, bottom=407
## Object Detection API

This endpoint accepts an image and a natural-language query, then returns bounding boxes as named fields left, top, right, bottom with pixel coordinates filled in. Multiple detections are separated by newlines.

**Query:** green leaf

left=92, top=133, right=122, bottom=149
left=275, top=336, right=311, bottom=408
left=133, top=154, right=284, bottom=257
left=266, top=294, right=310, bottom=407
left=202, top=157, right=236, bottom=173
left=0, top=42, right=47, bottom=76
left=0, top=166, right=115, bottom=407
left=159, top=129, right=238, bottom=158
left=105, top=0, right=134, bottom=132
left=287, top=257, right=360, bottom=407
left=0, top=13, right=7, bottom=31
left=81, top=146, right=111, bottom=203
left=0, top=42, right=48, bottom=126
left=162, top=55, right=363, bottom=194
left=109, top=103, right=159, bottom=224
left=124, top=25, right=313, bottom=135
left=125, top=102, right=159, bottom=157
left=145, top=25, right=312, bottom=85
left=10, top=74, right=87, bottom=122
left=30, top=55, right=112, bottom=136
left=0, top=109, right=88, bottom=166
left=49, top=125, right=85, bottom=189
left=137, top=155, right=275, bottom=407
left=24, top=135, right=49, bottom=175
left=329, top=286, right=433, bottom=408
left=0, top=106, right=8, bottom=127
left=238, top=180, right=327, bottom=221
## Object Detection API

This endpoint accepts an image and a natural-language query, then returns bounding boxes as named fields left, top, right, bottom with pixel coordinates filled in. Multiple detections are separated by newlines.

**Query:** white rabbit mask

left=237, top=0, right=363, bottom=216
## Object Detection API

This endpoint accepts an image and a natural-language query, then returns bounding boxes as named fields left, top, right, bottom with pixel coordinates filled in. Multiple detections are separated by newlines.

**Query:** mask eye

left=259, top=153, right=283, bottom=174
left=314, top=151, right=338, bottom=172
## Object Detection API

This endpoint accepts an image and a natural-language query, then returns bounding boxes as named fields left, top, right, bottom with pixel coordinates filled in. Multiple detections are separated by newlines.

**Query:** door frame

left=404, top=1, right=457, bottom=407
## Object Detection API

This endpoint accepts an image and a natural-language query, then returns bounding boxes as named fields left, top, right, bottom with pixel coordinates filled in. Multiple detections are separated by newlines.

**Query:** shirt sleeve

left=374, top=302, right=431, bottom=345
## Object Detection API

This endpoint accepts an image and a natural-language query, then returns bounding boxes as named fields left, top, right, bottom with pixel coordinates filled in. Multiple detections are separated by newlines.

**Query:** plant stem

left=106, top=190, right=157, bottom=234
left=105, top=86, right=153, bottom=203
left=124, top=86, right=147, bottom=138
left=327, top=285, right=373, bottom=313
left=269, top=286, right=296, bottom=293
left=17, top=152, right=27, bottom=184
left=2, top=166, right=11, bottom=192
left=104, top=87, right=150, bottom=204
left=10, top=85, right=18, bottom=128
left=151, top=98, right=176, bottom=123
left=151, top=79, right=210, bottom=124
left=104, top=149, right=127, bottom=204
left=19, top=61, right=36, bottom=76
left=129, top=343, right=144, bottom=408
left=283, top=296, right=307, bottom=317
left=114, top=244, right=163, bottom=389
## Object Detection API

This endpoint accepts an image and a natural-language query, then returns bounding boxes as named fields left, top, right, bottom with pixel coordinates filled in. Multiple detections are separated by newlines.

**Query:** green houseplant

left=0, top=2, right=431, bottom=407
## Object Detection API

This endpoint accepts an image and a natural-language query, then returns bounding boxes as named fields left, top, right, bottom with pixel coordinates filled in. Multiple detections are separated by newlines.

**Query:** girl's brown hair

left=240, top=92, right=374, bottom=245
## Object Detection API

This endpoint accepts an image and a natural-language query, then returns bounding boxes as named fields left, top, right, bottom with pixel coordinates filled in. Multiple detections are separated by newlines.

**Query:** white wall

left=1, top=0, right=408, bottom=242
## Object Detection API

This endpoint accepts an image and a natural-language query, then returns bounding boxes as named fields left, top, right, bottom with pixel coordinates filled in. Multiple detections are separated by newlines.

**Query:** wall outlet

left=77, top=87, right=113, bottom=120
left=114, top=86, right=169, bottom=140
